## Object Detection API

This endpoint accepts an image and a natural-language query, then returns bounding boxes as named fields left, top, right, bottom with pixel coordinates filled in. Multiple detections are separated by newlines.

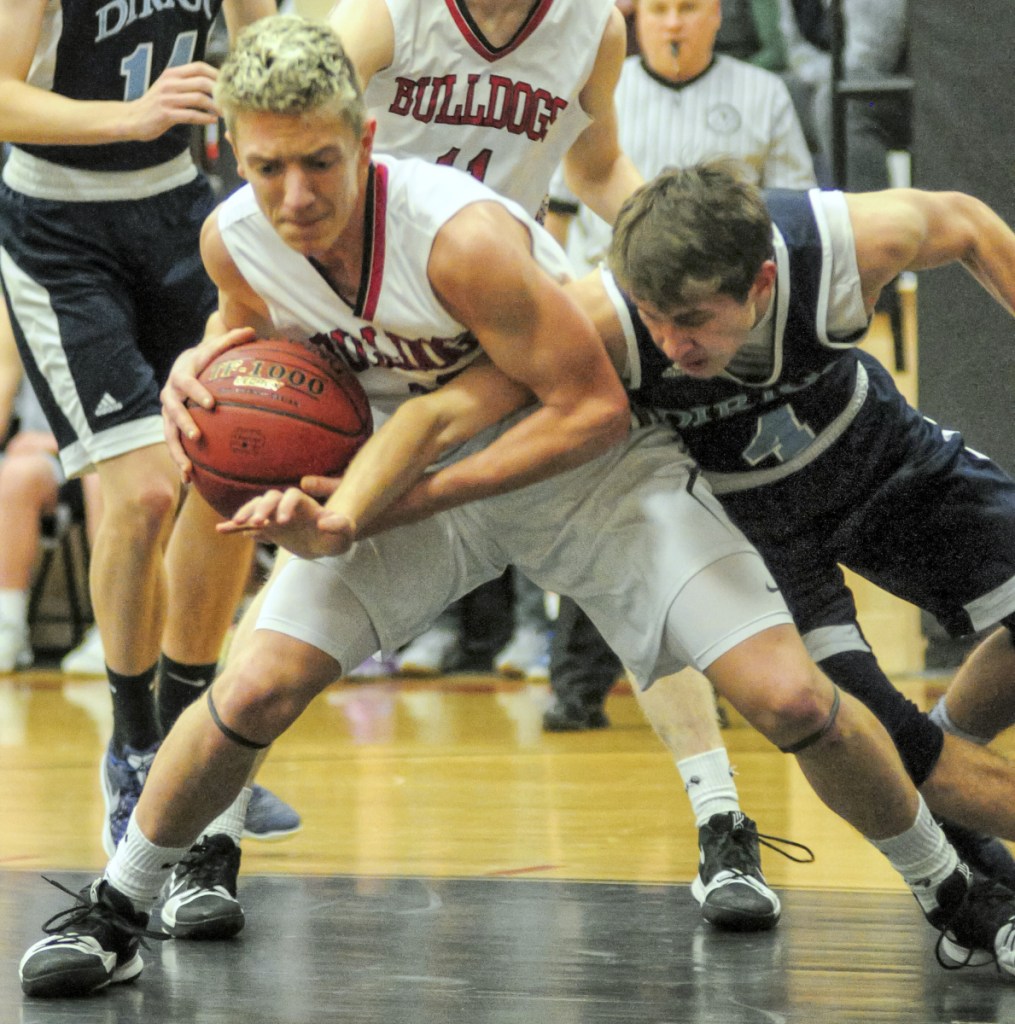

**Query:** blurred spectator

left=714, top=0, right=787, bottom=70
left=0, top=302, right=101, bottom=672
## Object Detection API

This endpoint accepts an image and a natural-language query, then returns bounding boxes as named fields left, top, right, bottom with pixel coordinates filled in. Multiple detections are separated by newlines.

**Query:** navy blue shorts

left=722, top=356, right=1015, bottom=640
left=719, top=353, right=1015, bottom=782
left=0, top=173, right=217, bottom=475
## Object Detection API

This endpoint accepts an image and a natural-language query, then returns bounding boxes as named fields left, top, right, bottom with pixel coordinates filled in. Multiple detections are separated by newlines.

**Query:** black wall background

left=911, top=1, right=1015, bottom=473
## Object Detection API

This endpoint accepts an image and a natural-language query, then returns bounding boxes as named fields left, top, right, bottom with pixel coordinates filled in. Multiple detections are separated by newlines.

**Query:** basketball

left=182, top=338, right=373, bottom=518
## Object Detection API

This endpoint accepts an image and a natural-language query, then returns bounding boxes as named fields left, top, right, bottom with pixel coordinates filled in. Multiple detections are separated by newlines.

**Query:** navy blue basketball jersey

left=626, top=189, right=870, bottom=489
left=20, top=0, right=224, bottom=172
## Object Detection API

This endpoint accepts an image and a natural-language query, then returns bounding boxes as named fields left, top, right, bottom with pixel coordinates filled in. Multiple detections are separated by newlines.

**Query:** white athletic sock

left=677, top=748, right=741, bottom=827
left=201, top=786, right=252, bottom=845
left=0, top=589, right=28, bottom=626
left=928, top=695, right=992, bottom=745
left=104, top=813, right=191, bottom=913
left=871, top=795, right=959, bottom=913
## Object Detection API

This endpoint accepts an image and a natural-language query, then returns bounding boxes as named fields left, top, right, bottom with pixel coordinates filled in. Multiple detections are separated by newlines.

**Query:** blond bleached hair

left=216, top=14, right=365, bottom=135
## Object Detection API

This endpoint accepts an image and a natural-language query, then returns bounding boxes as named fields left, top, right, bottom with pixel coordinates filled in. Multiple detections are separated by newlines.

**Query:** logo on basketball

left=181, top=339, right=373, bottom=518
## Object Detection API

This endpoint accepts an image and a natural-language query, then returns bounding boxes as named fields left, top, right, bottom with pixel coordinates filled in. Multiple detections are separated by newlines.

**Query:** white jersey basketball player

left=330, top=0, right=641, bottom=221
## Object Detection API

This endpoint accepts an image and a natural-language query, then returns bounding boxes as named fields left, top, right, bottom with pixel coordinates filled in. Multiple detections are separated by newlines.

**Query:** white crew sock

left=677, top=748, right=741, bottom=827
left=0, top=589, right=28, bottom=627
left=201, top=787, right=253, bottom=845
left=104, top=813, right=191, bottom=912
left=928, top=695, right=992, bottom=745
left=871, top=795, right=959, bottom=913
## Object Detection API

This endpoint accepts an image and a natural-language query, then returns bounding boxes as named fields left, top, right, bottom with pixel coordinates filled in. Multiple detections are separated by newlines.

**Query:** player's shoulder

left=215, top=184, right=261, bottom=232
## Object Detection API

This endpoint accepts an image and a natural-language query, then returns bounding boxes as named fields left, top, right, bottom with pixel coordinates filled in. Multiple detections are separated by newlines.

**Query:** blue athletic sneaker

left=100, top=742, right=159, bottom=857
left=243, top=784, right=301, bottom=840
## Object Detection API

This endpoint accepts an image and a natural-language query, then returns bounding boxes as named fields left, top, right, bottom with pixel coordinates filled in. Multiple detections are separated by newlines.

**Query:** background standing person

left=0, top=0, right=297, bottom=867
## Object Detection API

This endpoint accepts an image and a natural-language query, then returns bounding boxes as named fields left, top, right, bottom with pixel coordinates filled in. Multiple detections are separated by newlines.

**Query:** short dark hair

left=608, top=160, right=774, bottom=311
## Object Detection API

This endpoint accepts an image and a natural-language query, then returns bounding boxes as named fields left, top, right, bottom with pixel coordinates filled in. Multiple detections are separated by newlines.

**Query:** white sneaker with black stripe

left=691, top=811, right=783, bottom=931
left=20, top=878, right=161, bottom=997
left=160, top=834, right=244, bottom=940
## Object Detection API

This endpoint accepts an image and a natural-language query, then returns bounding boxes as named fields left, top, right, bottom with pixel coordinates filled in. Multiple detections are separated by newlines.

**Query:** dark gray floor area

left=7, top=871, right=1015, bottom=1024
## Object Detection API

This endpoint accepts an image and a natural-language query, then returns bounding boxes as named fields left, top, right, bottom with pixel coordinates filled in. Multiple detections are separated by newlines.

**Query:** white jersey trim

left=2, top=147, right=198, bottom=202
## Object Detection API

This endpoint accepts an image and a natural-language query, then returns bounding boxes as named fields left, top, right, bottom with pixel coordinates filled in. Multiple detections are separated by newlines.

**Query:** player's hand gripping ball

left=181, top=338, right=372, bottom=518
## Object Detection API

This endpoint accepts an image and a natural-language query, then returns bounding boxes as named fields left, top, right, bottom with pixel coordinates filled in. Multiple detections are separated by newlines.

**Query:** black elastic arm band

left=779, top=687, right=841, bottom=754
left=206, top=688, right=270, bottom=750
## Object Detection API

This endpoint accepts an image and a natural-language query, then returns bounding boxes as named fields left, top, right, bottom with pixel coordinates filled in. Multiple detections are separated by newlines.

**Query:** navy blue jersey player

left=587, top=160, right=1015, bottom=868
left=0, top=0, right=292, bottom=929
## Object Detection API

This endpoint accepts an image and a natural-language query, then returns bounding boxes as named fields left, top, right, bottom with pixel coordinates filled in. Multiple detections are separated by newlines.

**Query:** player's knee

left=0, top=455, right=56, bottom=500
left=105, top=474, right=179, bottom=542
left=210, top=649, right=323, bottom=745
left=751, top=670, right=841, bottom=752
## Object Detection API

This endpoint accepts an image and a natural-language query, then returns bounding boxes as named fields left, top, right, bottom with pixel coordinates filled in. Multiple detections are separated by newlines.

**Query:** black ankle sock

left=107, top=664, right=161, bottom=754
left=157, top=654, right=218, bottom=734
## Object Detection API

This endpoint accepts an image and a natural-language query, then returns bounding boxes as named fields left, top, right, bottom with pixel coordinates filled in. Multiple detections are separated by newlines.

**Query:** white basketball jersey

left=366, top=0, right=615, bottom=217
left=216, top=155, right=571, bottom=423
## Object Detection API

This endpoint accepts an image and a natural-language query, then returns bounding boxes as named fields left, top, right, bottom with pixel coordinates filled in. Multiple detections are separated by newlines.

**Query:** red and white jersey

left=365, top=0, right=615, bottom=217
left=216, top=154, right=571, bottom=423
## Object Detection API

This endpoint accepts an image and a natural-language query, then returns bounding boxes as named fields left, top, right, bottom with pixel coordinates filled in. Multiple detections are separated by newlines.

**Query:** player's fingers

left=300, top=474, right=343, bottom=499
left=229, top=489, right=285, bottom=527
left=196, top=327, right=259, bottom=372
left=163, top=413, right=193, bottom=478
left=275, top=487, right=316, bottom=524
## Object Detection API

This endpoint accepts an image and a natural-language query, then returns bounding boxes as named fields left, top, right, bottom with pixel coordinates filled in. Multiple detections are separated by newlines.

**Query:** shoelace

left=39, top=877, right=168, bottom=945
left=934, top=877, right=1015, bottom=972
left=175, top=838, right=238, bottom=891
left=712, top=824, right=815, bottom=880
left=756, top=830, right=815, bottom=865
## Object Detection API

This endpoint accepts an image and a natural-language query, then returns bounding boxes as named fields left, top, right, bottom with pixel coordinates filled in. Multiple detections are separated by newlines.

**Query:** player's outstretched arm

left=220, top=357, right=535, bottom=554
left=303, top=269, right=632, bottom=539
left=848, top=190, right=1015, bottom=317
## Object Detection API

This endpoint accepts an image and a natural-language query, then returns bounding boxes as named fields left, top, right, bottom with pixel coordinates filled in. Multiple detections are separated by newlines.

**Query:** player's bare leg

left=934, top=628, right=1015, bottom=741
left=158, top=492, right=298, bottom=935
left=704, top=625, right=916, bottom=835
left=162, top=488, right=254, bottom=667
left=634, top=667, right=789, bottom=930
left=919, top=733, right=1015, bottom=837
left=92, top=445, right=180, bottom=674
left=135, top=628, right=338, bottom=847
left=90, top=445, right=181, bottom=855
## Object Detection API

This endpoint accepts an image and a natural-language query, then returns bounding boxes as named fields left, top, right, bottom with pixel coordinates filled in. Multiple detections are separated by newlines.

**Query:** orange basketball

left=182, top=338, right=372, bottom=518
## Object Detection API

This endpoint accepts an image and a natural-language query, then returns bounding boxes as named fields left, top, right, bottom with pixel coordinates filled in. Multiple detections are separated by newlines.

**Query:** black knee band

left=206, top=689, right=270, bottom=750
left=779, top=687, right=841, bottom=755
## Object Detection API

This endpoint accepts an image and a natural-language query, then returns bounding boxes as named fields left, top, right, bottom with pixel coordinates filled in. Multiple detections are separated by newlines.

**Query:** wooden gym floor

left=4, top=665, right=1015, bottom=1022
